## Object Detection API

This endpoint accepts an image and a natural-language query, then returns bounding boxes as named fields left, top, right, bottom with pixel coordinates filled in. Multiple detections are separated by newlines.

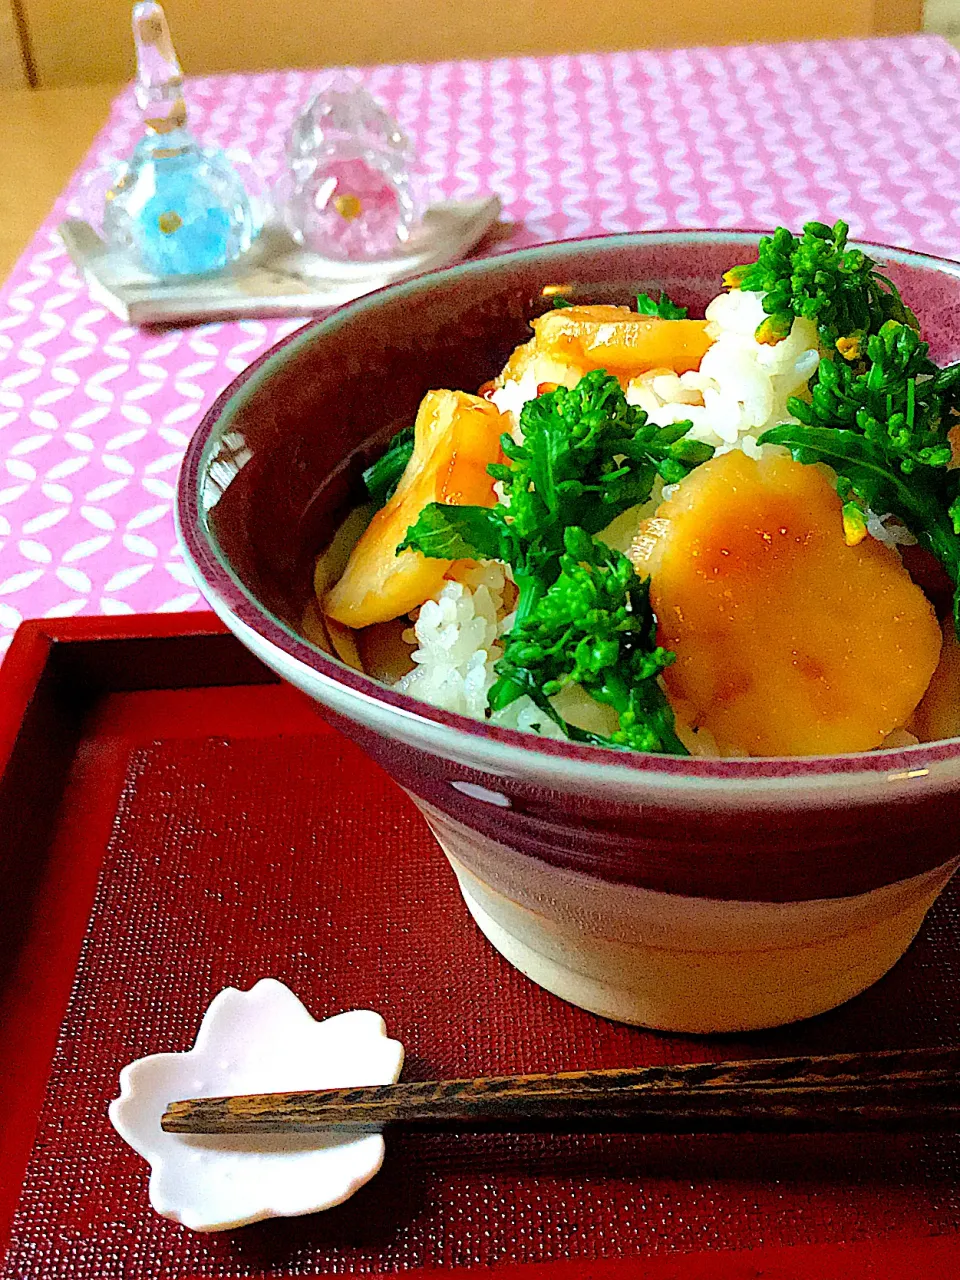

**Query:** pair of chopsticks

left=161, top=1046, right=960, bottom=1136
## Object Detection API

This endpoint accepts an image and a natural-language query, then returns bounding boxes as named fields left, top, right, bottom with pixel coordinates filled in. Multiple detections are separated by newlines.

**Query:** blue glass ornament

left=103, top=2, right=260, bottom=278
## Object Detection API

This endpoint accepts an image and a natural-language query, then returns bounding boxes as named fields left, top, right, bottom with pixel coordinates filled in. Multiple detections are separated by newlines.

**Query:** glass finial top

left=132, top=1, right=186, bottom=135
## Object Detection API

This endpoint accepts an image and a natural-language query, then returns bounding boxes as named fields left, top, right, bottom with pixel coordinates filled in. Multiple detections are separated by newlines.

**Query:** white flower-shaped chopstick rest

left=108, top=978, right=404, bottom=1231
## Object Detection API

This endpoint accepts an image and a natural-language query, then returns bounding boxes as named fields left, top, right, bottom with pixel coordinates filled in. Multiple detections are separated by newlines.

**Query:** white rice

left=489, top=369, right=544, bottom=430
left=625, top=290, right=819, bottom=451
left=393, top=563, right=507, bottom=719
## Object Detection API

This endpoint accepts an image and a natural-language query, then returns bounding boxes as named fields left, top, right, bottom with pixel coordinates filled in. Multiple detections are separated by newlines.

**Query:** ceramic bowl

left=177, top=231, right=960, bottom=1034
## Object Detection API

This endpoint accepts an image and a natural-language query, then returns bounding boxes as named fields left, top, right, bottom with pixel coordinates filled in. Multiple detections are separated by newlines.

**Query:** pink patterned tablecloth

left=1, top=34, right=960, bottom=654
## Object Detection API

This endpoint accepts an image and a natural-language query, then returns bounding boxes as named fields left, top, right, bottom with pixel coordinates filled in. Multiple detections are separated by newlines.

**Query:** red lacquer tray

left=0, top=614, right=958, bottom=1280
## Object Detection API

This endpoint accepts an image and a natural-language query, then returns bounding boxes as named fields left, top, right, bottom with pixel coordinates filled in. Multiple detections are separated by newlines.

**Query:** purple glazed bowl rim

left=178, top=228, right=960, bottom=796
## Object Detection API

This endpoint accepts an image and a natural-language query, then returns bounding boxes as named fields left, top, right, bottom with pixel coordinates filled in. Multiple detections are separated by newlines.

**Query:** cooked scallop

left=324, top=390, right=506, bottom=629
left=630, top=450, right=942, bottom=756
left=531, top=305, right=714, bottom=377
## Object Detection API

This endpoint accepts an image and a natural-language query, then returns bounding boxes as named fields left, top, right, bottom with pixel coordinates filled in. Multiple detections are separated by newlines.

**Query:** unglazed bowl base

left=420, top=804, right=958, bottom=1033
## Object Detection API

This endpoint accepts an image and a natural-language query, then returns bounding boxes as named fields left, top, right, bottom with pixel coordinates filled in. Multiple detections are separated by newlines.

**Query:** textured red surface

left=180, top=1235, right=960, bottom=1278
left=1, top=619, right=959, bottom=1278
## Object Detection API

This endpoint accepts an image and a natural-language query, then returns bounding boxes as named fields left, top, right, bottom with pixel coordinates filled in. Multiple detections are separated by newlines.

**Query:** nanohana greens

left=635, top=290, right=688, bottom=320
left=723, top=219, right=917, bottom=353
left=361, top=424, right=415, bottom=508
left=486, top=528, right=686, bottom=755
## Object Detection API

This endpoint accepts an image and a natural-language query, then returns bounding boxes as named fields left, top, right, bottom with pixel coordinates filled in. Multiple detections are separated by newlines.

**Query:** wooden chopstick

left=161, top=1046, right=960, bottom=1135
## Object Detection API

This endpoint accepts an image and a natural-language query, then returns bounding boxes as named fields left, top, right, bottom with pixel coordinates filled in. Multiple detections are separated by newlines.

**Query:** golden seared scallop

left=324, top=390, right=506, bottom=629
left=630, top=450, right=942, bottom=756
left=496, top=337, right=587, bottom=391
left=531, top=305, right=714, bottom=377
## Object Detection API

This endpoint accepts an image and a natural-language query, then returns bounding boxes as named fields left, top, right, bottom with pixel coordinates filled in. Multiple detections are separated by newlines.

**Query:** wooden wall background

left=926, top=0, right=960, bottom=42
left=0, top=0, right=928, bottom=90
left=0, top=0, right=27, bottom=87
